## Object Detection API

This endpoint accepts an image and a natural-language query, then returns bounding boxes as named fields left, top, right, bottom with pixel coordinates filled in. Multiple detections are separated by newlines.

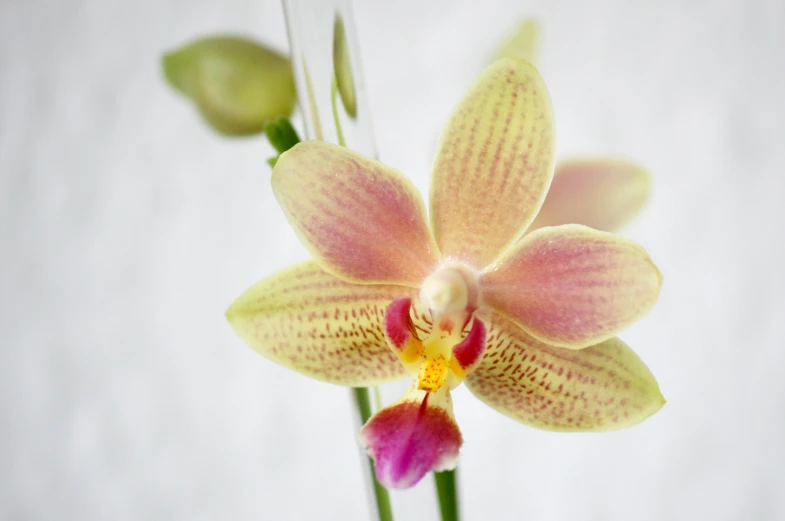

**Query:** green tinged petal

left=162, top=36, right=296, bottom=136
left=493, top=20, right=541, bottom=65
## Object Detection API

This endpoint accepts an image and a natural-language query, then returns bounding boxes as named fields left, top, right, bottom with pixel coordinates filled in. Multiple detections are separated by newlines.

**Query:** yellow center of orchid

left=385, top=267, right=485, bottom=393
left=417, top=355, right=448, bottom=391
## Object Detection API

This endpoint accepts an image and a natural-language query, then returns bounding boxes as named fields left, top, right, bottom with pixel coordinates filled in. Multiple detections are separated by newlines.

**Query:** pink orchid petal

left=359, top=388, right=462, bottom=489
left=480, top=224, right=662, bottom=349
left=452, top=317, right=487, bottom=373
left=226, top=261, right=414, bottom=386
left=384, top=298, right=418, bottom=351
left=383, top=297, right=425, bottom=372
left=430, top=58, right=555, bottom=269
left=273, top=141, right=440, bottom=286
left=528, top=158, right=650, bottom=232
left=465, top=313, right=665, bottom=431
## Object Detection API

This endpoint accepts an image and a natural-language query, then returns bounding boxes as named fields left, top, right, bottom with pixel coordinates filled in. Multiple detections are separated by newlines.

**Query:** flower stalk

left=353, top=387, right=394, bottom=521
left=434, top=470, right=459, bottom=521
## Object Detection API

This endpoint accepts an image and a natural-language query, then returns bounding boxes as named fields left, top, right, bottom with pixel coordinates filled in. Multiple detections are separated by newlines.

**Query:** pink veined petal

left=528, top=158, right=651, bottom=233
left=430, top=57, right=555, bottom=270
left=272, top=140, right=440, bottom=287
left=480, top=224, right=662, bottom=349
left=225, top=261, right=413, bottom=386
left=359, top=387, right=462, bottom=489
left=465, top=312, right=665, bottom=431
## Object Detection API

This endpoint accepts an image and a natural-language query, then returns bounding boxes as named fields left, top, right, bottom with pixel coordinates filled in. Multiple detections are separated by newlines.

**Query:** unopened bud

left=163, top=36, right=296, bottom=136
left=333, top=16, right=357, bottom=118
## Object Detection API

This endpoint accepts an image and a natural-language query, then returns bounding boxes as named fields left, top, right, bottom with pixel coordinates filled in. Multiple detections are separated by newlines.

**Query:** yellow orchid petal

left=492, top=19, right=541, bottom=65
left=226, top=261, right=414, bottom=386
left=465, top=313, right=664, bottom=431
left=481, top=224, right=662, bottom=349
left=528, top=158, right=651, bottom=232
left=272, top=141, right=440, bottom=286
left=430, top=58, right=555, bottom=269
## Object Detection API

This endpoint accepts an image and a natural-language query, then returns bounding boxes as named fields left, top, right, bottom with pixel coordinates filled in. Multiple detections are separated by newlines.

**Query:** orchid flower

left=226, top=58, right=663, bottom=490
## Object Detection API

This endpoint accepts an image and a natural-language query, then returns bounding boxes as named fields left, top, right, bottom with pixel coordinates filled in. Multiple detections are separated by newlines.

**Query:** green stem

left=264, top=117, right=301, bottom=153
left=353, top=387, right=394, bottom=521
left=330, top=77, right=347, bottom=147
left=434, top=469, right=460, bottom=521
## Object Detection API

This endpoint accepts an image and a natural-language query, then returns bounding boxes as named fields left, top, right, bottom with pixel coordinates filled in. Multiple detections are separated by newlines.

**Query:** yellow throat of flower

left=385, top=267, right=485, bottom=393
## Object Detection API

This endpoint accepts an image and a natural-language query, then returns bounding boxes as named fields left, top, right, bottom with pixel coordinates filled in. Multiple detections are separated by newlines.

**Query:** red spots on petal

left=463, top=314, right=663, bottom=430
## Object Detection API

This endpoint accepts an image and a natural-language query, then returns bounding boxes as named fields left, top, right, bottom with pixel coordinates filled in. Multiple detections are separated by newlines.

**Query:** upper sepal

left=430, top=57, right=555, bottom=269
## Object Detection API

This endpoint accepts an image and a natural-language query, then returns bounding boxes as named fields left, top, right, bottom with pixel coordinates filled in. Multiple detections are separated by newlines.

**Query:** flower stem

left=434, top=469, right=460, bottom=521
left=353, top=387, right=394, bottom=521
left=330, top=77, right=347, bottom=147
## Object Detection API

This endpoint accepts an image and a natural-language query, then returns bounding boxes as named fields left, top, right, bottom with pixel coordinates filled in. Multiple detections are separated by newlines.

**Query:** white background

left=2, top=0, right=784, bottom=520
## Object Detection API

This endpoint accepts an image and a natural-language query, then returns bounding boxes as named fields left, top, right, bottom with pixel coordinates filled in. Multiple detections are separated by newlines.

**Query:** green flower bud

left=163, top=36, right=296, bottom=137
left=333, top=16, right=357, bottom=119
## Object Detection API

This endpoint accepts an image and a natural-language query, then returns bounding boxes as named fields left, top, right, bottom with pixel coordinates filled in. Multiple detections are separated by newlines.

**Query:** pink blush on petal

left=359, top=394, right=462, bottom=489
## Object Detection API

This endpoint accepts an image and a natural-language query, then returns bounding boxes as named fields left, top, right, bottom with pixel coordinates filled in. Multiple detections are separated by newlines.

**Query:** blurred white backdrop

left=2, top=0, right=784, bottom=520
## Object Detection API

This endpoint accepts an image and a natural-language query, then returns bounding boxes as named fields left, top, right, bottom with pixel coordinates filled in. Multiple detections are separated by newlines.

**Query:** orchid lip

left=359, top=386, right=462, bottom=489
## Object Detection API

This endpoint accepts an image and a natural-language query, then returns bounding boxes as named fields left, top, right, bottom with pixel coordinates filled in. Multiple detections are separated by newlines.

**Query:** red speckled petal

left=465, top=313, right=664, bottom=431
left=528, top=158, right=650, bottom=232
left=225, top=261, right=413, bottom=386
left=430, top=58, right=555, bottom=269
left=481, top=224, right=662, bottom=349
left=359, top=387, right=462, bottom=489
left=272, top=140, right=440, bottom=286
